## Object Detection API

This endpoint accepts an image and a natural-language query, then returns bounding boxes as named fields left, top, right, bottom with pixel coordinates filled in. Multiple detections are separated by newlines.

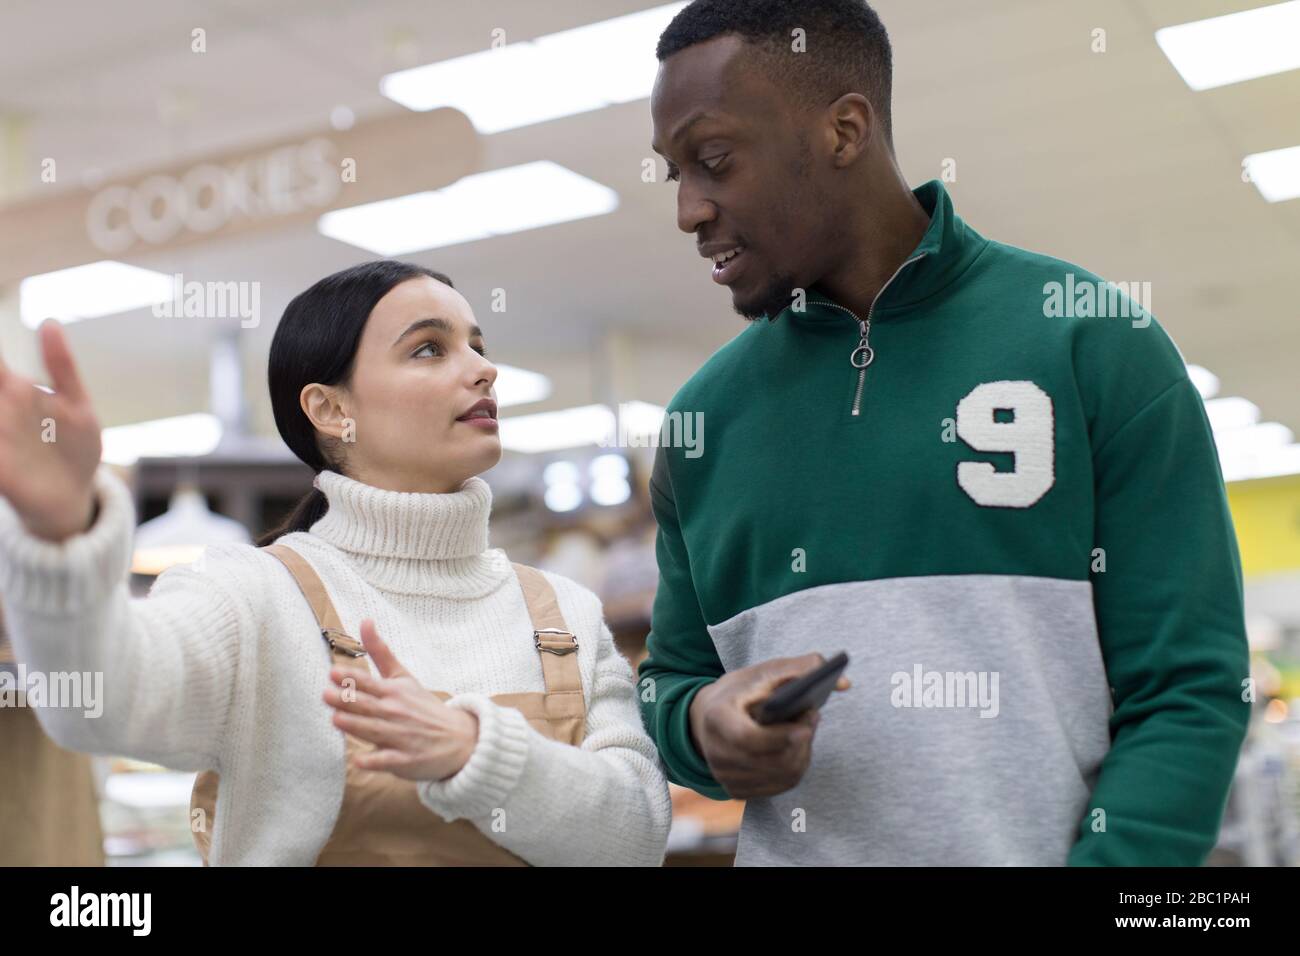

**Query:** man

left=638, top=0, right=1249, bottom=866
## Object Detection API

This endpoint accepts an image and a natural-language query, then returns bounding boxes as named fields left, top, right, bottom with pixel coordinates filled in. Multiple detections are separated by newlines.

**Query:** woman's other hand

left=322, top=618, right=480, bottom=781
left=0, top=320, right=103, bottom=542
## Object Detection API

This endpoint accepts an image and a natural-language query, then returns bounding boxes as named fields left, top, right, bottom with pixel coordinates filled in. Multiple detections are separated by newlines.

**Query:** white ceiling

left=1, top=0, right=1297, bottom=444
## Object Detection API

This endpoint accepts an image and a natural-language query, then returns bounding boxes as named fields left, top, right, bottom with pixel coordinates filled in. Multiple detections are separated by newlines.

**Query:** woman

left=0, top=260, right=672, bottom=866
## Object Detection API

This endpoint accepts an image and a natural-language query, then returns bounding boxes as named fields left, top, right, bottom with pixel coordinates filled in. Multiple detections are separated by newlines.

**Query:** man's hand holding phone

left=687, top=653, right=851, bottom=799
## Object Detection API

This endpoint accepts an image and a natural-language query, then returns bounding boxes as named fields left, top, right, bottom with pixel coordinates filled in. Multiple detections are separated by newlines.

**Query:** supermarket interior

left=1, top=0, right=1299, bottom=867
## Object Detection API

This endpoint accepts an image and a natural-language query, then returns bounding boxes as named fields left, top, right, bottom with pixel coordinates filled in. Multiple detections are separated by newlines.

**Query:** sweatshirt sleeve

left=416, top=602, right=672, bottom=866
left=1068, top=376, right=1251, bottom=865
left=0, top=464, right=246, bottom=770
left=635, top=446, right=729, bottom=800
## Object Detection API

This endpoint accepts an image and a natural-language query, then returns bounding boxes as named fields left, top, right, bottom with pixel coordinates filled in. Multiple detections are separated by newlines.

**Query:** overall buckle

left=321, top=627, right=367, bottom=657
left=534, top=627, right=578, bottom=655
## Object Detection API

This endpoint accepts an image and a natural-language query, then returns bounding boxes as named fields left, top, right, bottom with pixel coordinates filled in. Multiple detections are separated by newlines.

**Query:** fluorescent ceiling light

left=1215, top=421, right=1294, bottom=455
left=499, top=400, right=671, bottom=454
left=499, top=404, right=615, bottom=454
left=544, top=483, right=584, bottom=513
left=1195, top=386, right=1300, bottom=483
left=1221, top=443, right=1300, bottom=483
left=1244, top=145, right=1300, bottom=203
left=590, top=453, right=630, bottom=479
left=101, top=413, right=223, bottom=466
left=494, top=363, right=552, bottom=408
left=543, top=461, right=581, bottom=485
left=317, top=161, right=618, bottom=256
left=1155, top=1, right=1300, bottom=91
left=380, top=2, right=687, bottom=133
left=1204, top=396, right=1260, bottom=432
left=20, top=261, right=173, bottom=329
left=1185, top=364, right=1220, bottom=400
left=620, top=400, right=668, bottom=437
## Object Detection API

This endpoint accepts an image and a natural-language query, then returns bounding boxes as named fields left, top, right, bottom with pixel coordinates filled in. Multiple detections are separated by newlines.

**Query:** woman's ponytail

left=256, top=486, right=330, bottom=547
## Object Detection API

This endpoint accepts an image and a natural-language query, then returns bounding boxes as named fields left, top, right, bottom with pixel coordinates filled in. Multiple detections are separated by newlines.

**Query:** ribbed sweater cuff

left=417, top=693, right=531, bottom=822
left=0, top=465, right=134, bottom=616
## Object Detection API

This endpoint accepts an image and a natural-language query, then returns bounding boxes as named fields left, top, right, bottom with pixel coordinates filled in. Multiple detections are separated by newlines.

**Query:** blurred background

left=1, top=0, right=1298, bottom=866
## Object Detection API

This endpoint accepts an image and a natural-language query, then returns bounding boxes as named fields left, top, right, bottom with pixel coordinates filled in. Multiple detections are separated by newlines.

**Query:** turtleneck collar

left=306, top=470, right=511, bottom=598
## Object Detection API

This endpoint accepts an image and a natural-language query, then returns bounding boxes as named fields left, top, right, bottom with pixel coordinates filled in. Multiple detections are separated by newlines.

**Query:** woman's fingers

left=0, top=349, right=32, bottom=398
left=358, top=618, right=410, bottom=679
left=322, top=682, right=389, bottom=719
left=329, top=665, right=387, bottom=698
left=37, top=320, right=89, bottom=406
left=331, top=709, right=405, bottom=750
left=351, top=748, right=411, bottom=773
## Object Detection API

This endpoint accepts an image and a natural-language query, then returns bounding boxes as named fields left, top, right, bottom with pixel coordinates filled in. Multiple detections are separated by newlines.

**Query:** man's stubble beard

left=734, top=271, right=799, bottom=322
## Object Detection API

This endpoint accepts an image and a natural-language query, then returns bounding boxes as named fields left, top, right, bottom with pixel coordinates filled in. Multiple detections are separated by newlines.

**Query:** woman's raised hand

left=0, top=320, right=103, bottom=542
left=322, top=619, right=481, bottom=782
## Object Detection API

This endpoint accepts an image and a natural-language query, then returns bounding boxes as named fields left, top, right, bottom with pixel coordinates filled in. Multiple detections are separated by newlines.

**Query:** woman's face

left=302, top=276, right=502, bottom=493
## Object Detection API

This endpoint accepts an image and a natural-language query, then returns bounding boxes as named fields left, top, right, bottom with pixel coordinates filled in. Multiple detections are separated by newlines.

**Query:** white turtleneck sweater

left=0, top=464, right=671, bottom=866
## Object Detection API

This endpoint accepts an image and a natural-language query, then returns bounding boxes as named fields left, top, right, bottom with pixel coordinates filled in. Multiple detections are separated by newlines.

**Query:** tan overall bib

left=190, top=542, right=586, bottom=866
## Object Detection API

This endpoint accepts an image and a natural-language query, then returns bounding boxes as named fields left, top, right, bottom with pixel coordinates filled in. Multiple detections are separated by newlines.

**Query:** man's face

left=651, top=35, right=837, bottom=320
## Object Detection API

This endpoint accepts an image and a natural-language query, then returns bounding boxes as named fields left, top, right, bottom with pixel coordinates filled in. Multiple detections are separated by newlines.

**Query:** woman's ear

left=300, top=383, right=350, bottom=440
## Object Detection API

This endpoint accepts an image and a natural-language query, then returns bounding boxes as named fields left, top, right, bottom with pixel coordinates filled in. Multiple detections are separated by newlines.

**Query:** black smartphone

left=753, top=652, right=850, bottom=725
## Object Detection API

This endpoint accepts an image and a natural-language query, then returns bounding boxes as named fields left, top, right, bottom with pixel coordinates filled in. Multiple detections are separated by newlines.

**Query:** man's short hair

left=657, top=0, right=894, bottom=141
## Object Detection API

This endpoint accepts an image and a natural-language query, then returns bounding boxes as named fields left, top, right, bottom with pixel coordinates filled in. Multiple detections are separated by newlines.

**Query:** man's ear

left=826, top=93, right=875, bottom=169
left=300, top=383, right=349, bottom=440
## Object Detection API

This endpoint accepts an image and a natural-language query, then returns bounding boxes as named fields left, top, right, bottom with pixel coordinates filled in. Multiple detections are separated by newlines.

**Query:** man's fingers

left=714, top=734, right=814, bottom=797
left=37, top=320, right=89, bottom=405
left=718, top=706, right=810, bottom=757
left=747, top=653, right=826, bottom=700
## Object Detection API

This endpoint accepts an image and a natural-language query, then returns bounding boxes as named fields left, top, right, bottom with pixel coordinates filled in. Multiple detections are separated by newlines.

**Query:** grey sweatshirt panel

left=706, top=574, right=1112, bottom=866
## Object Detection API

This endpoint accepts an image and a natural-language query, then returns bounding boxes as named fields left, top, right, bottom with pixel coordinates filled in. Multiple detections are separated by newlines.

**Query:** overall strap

left=262, top=543, right=365, bottom=657
left=511, top=564, right=584, bottom=707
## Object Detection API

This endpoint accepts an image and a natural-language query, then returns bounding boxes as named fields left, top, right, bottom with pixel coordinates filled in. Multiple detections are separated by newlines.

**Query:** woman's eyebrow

left=392, top=317, right=483, bottom=348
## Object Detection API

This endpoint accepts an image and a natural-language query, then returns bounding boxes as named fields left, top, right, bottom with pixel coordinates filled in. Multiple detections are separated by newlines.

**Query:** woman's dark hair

left=258, top=259, right=454, bottom=546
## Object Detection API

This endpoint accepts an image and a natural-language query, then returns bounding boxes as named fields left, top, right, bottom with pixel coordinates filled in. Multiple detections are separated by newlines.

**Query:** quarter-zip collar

left=784, top=179, right=988, bottom=326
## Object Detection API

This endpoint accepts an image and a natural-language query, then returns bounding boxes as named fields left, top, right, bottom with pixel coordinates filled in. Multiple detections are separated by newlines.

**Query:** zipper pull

left=850, top=319, right=873, bottom=417
left=850, top=320, right=874, bottom=369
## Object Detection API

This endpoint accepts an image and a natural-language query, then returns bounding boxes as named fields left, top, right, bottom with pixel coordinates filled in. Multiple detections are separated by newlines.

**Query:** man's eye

left=702, top=154, right=726, bottom=172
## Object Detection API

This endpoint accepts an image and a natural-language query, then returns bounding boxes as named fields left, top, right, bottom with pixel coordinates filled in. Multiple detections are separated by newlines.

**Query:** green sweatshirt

left=639, top=179, right=1250, bottom=866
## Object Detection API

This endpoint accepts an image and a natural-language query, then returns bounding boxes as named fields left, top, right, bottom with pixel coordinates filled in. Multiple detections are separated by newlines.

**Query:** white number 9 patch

left=956, top=381, right=1055, bottom=508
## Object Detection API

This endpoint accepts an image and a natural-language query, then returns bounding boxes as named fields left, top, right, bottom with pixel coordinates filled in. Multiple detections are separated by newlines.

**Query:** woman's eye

left=473, top=344, right=488, bottom=357
left=702, top=155, right=726, bottom=172
left=412, top=342, right=441, bottom=359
